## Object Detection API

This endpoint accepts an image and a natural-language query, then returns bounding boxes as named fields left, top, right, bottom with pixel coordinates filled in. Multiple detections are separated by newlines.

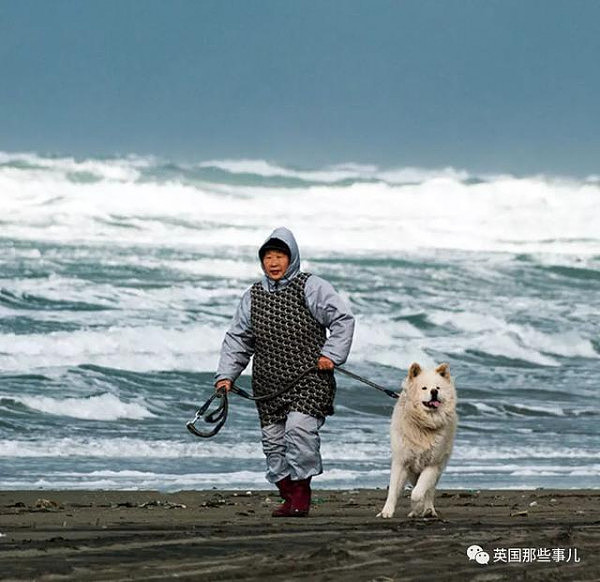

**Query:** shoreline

left=1, top=488, right=598, bottom=581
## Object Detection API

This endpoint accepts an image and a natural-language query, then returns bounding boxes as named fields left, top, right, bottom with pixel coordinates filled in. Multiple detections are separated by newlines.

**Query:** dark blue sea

left=1, top=153, right=598, bottom=490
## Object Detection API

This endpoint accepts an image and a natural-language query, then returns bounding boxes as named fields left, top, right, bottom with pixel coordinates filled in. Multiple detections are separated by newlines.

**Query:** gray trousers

left=261, top=411, right=325, bottom=483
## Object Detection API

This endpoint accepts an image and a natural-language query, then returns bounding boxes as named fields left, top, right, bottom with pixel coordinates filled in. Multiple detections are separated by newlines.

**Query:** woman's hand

left=317, top=356, right=335, bottom=371
left=215, top=379, right=232, bottom=392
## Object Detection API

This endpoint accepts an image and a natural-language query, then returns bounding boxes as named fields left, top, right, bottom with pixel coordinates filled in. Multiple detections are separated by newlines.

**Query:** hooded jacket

left=215, top=227, right=355, bottom=385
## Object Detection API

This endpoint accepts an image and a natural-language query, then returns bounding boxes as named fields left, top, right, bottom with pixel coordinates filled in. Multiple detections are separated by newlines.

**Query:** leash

left=336, top=367, right=399, bottom=400
left=186, top=367, right=316, bottom=438
left=186, top=366, right=398, bottom=439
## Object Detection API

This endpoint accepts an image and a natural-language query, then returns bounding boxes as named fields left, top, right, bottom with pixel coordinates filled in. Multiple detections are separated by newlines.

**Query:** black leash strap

left=186, top=367, right=315, bottom=438
left=186, top=365, right=398, bottom=438
left=185, top=389, right=229, bottom=438
left=336, top=367, right=399, bottom=399
left=230, top=366, right=316, bottom=402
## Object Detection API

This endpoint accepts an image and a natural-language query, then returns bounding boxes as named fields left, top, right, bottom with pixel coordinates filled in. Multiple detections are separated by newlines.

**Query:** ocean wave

left=458, top=401, right=598, bottom=418
left=0, top=151, right=148, bottom=182
left=453, top=445, right=600, bottom=460
left=0, top=287, right=111, bottom=312
left=0, top=324, right=222, bottom=372
left=0, top=468, right=391, bottom=491
left=0, top=438, right=263, bottom=458
left=516, top=327, right=598, bottom=358
left=537, top=264, right=600, bottom=283
left=44, top=467, right=390, bottom=482
left=22, top=470, right=271, bottom=491
left=345, top=322, right=586, bottom=370
left=1, top=393, right=155, bottom=421
left=0, top=437, right=390, bottom=462
left=2, top=271, right=250, bottom=313
left=2, top=437, right=596, bottom=472
left=197, top=158, right=470, bottom=185
left=427, top=311, right=597, bottom=365
left=509, top=467, right=600, bottom=477
left=2, top=463, right=596, bottom=491
left=1, top=152, right=599, bottom=254
left=349, top=316, right=432, bottom=370
left=0, top=315, right=591, bottom=377
left=446, top=463, right=600, bottom=475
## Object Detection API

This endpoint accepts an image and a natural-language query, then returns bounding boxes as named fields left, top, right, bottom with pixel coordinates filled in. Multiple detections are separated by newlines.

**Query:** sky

left=1, top=0, right=599, bottom=175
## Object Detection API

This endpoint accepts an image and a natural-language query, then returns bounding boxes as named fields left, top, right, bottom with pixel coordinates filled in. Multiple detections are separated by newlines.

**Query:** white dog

left=377, top=362, right=457, bottom=519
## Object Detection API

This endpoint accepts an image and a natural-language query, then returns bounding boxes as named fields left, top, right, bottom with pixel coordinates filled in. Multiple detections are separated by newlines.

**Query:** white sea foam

left=0, top=324, right=223, bottom=372
left=0, top=437, right=389, bottom=463
left=2, top=463, right=596, bottom=491
left=25, top=470, right=270, bottom=490
left=351, top=311, right=592, bottom=369
left=0, top=468, right=390, bottom=491
left=0, top=435, right=596, bottom=490
left=198, top=158, right=469, bottom=185
left=517, top=327, right=597, bottom=358
left=166, top=259, right=261, bottom=279
left=0, top=436, right=387, bottom=460
left=469, top=402, right=500, bottom=415
left=429, top=311, right=506, bottom=333
left=429, top=310, right=598, bottom=363
left=2, top=270, right=252, bottom=312
left=3, top=437, right=596, bottom=473
left=445, top=463, right=600, bottom=475
left=2, top=311, right=585, bottom=375
left=475, top=401, right=577, bottom=418
left=4, top=393, right=154, bottom=421
left=453, top=445, right=600, bottom=460
left=1, top=152, right=599, bottom=254
left=0, top=151, right=149, bottom=182
left=0, top=438, right=263, bottom=458
left=0, top=274, right=248, bottom=324
left=509, top=467, right=600, bottom=477
left=470, top=333, right=560, bottom=366
left=350, top=316, right=434, bottom=369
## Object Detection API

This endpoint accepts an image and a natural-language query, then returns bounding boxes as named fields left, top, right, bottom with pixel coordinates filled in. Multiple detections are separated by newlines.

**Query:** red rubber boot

left=290, top=477, right=312, bottom=517
left=271, top=476, right=293, bottom=517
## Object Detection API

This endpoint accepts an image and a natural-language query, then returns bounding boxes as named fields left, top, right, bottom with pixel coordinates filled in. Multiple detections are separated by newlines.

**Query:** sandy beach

left=0, top=488, right=598, bottom=581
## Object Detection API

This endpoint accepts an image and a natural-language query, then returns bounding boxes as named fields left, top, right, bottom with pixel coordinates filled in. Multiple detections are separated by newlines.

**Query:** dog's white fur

left=377, top=362, right=457, bottom=519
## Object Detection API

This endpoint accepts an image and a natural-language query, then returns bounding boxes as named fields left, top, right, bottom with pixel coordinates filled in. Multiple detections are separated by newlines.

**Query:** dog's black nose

left=430, top=388, right=439, bottom=399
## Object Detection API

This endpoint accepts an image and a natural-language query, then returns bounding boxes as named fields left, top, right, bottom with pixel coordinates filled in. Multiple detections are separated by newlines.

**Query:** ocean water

left=1, top=152, right=598, bottom=491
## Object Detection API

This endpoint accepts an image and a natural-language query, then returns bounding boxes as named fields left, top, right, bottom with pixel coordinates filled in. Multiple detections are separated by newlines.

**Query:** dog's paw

left=423, top=507, right=438, bottom=518
left=408, top=507, right=438, bottom=519
left=377, top=506, right=394, bottom=519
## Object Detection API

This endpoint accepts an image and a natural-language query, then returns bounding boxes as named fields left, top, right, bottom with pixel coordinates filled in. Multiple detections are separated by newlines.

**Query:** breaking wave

left=2, top=393, right=155, bottom=421
left=1, top=151, right=599, bottom=254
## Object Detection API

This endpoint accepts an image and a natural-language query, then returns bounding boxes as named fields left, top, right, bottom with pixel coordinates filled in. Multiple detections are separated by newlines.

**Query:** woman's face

left=262, top=250, right=290, bottom=281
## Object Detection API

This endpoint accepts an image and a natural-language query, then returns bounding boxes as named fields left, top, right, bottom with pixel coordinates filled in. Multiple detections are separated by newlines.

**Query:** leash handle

left=186, top=367, right=317, bottom=439
left=186, top=389, right=229, bottom=438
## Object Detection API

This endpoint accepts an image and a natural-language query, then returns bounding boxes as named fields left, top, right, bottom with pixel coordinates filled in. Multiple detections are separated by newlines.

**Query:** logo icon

left=467, top=544, right=490, bottom=565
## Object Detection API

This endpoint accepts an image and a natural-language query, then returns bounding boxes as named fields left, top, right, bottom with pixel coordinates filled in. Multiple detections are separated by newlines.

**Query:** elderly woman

left=215, top=227, right=355, bottom=517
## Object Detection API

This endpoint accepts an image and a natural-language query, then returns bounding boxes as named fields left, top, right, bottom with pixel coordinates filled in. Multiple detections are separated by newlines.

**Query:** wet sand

left=0, top=488, right=598, bottom=581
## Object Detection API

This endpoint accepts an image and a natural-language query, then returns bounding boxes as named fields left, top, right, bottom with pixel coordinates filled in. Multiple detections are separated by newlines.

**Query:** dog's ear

left=408, top=362, right=422, bottom=379
left=436, top=362, right=450, bottom=379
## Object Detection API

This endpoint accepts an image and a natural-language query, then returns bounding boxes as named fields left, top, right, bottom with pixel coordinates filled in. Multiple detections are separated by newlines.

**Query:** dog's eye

left=422, top=386, right=427, bottom=390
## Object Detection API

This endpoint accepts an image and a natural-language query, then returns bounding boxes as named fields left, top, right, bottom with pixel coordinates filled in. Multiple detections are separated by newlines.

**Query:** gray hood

left=259, top=226, right=300, bottom=290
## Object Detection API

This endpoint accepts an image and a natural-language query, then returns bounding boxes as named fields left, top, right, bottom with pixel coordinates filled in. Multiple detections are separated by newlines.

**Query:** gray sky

left=1, top=0, right=599, bottom=175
